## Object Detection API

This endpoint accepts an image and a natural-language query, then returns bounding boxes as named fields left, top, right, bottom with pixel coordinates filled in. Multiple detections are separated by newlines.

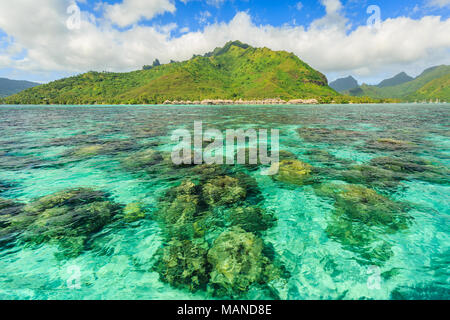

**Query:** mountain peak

left=205, top=40, right=251, bottom=57
left=377, top=72, right=413, bottom=88
left=329, top=76, right=359, bottom=93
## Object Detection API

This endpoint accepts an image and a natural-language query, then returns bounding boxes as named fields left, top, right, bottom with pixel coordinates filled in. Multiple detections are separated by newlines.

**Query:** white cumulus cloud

left=103, top=0, right=175, bottom=27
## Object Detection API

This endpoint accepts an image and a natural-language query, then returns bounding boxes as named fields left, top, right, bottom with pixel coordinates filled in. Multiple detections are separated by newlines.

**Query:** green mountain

left=0, top=78, right=39, bottom=97
left=405, top=73, right=450, bottom=101
left=347, top=65, right=450, bottom=101
left=377, top=72, right=413, bottom=88
left=3, top=41, right=340, bottom=105
left=329, top=76, right=359, bottom=92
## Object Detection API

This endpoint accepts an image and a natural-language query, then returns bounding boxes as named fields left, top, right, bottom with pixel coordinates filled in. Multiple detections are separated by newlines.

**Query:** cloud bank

left=0, top=0, right=449, bottom=83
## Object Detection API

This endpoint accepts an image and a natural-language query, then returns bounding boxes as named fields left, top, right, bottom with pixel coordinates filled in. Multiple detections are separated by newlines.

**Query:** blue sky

left=0, top=0, right=449, bottom=84
left=82, top=0, right=450, bottom=33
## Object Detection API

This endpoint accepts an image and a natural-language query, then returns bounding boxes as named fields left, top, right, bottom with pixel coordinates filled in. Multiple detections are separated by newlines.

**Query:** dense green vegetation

left=0, top=41, right=402, bottom=105
left=347, top=65, right=450, bottom=102
left=406, top=73, right=450, bottom=101
left=3, top=41, right=346, bottom=105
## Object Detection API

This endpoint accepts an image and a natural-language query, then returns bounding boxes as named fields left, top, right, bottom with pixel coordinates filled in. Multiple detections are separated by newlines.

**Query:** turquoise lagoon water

left=0, top=104, right=448, bottom=300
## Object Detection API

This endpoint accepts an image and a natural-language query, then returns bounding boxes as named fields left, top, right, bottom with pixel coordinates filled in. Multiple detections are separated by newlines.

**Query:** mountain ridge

left=377, top=72, right=413, bottom=88
left=0, top=78, right=40, bottom=97
left=345, top=65, right=450, bottom=101
left=3, top=41, right=346, bottom=105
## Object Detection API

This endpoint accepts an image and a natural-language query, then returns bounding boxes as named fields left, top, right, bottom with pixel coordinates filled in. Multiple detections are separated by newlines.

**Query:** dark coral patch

left=153, top=170, right=284, bottom=297
left=3, top=188, right=122, bottom=257
left=315, top=184, right=412, bottom=266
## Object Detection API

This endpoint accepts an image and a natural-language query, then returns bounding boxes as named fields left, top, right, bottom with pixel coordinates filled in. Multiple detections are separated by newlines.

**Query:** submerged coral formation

left=69, top=145, right=104, bottom=158
left=208, top=227, right=270, bottom=296
left=190, top=164, right=229, bottom=181
left=225, top=206, right=276, bottom=234
left=324, top=155, right=450, bottom=193
left=156, top=180, right=204, bottom=240
left=273, top=159, right=314, bottom=186
left=1, top=188, right=122, bottom=257
left=154, top=239, right=210, bottom=292
left=0, top=154, right=43, bottom=170
left=370, top=156, right=450, bottom=185
left=202, top=176, right=247, bottom=206
left=0, top=180, right=14, bottom=194
left=326, top=184, right=411, bottom=228
left=338, top=164, right=405, bottom=192
left=305, top=149, right=353, bottom=168
left=278, top=150, right=297, bottom=160
left=0, top=198, right=24, bottom=246
left=315, top=183, right=412, bottom=265
left=235, top=147, right=261, bottom=171
left=123, top=202, right=147, bottom=222
left=67, top=139, right=139, bottom=159
left=121, top=148, right=163, bottom=171
left=153, top=170, right=284, bottom=297
left=297, top=127, right=365, bottom=145
left=365, top=138, right=416, bottom=152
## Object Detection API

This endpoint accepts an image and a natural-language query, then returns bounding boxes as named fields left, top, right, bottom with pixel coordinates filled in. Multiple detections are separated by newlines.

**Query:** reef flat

left=0, top=103, right=448, bottom=300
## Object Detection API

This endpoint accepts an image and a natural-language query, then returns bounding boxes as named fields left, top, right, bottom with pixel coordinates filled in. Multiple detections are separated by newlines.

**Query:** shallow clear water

left=0, top=104, right=448, bottom=300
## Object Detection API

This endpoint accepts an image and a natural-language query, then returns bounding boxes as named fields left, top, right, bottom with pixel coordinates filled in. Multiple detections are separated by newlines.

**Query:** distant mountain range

left=0, top=78, right=39, bottom=97
left=3, top=41, right=346, bottom=105
left=330, top=65, right=449, bottom=102
left=376, top=72, right=413, bottom=88
left=329, top=76, right=359, bottom=92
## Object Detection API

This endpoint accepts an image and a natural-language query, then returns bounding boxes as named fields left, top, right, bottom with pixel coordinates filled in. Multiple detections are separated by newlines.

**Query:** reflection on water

left=0, top=104, right=449, bottom=300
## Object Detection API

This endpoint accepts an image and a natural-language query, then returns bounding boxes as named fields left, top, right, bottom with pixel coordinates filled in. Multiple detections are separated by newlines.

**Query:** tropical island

left=1, top=41, right=448, bottom=106
left=1, top=41, right=394, bottom=105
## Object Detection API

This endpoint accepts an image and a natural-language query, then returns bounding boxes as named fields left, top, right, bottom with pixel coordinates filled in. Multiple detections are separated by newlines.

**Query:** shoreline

left=1, top=102, right=448, bottom=106
left=162, top=98, right=320, bottom=105
left=0, top=99, right=448, bottom=107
